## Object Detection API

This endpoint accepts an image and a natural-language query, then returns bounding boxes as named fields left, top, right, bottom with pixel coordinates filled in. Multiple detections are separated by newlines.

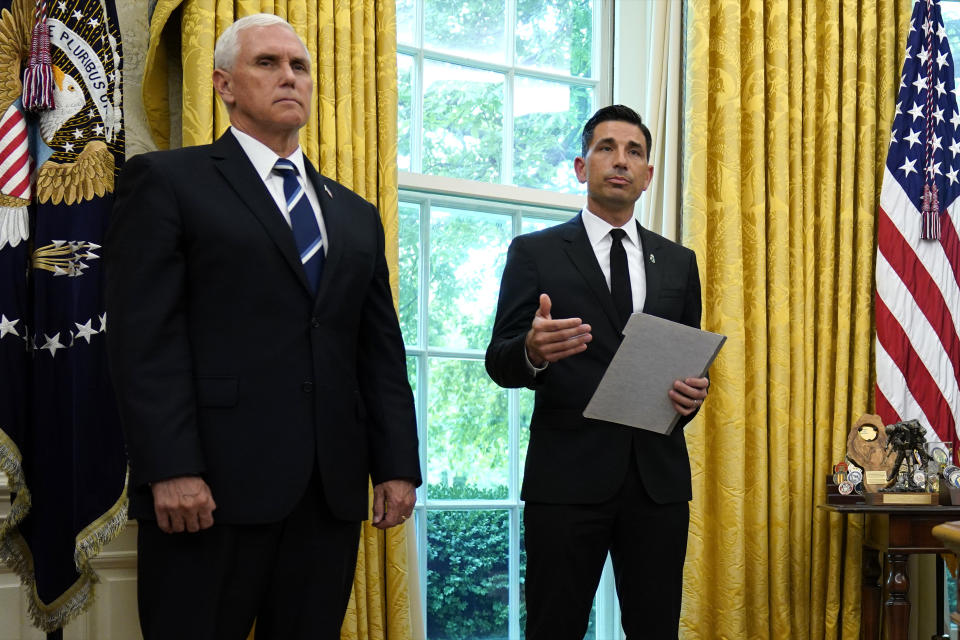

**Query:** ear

left=574, top=156, right=587, bottom=184
left=212, top=69, right=234, bottom=108
left=641, top=164, right=654, bottom=191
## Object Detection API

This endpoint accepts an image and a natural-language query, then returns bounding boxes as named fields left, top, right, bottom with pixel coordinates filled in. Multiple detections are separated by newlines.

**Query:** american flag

left=876, top=0, right=960, bottom=452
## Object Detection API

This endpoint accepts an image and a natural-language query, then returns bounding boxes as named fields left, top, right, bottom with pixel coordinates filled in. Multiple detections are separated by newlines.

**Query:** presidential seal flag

left=0, top=0, right=126, bottom=632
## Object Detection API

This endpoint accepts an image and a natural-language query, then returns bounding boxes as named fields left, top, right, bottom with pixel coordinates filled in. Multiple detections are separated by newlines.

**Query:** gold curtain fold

left=141, top=1, right=412, bottom=639
left=682, top=0, right=911, bottom=637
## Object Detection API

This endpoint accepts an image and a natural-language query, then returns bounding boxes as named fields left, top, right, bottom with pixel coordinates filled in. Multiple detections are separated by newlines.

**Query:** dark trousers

left=523, top=456, right=689, bottom=640
left=137, top=472, right=361, bottom=640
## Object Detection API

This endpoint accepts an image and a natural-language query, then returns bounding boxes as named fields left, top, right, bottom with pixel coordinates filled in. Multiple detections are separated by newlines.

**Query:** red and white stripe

left=875, top=166, right=960, bottom=447
left=0, top=103, right=31, bottom=200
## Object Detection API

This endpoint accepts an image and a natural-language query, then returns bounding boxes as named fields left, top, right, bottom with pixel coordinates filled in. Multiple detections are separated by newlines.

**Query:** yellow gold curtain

left=141, top=1, right=414, bottom=639
left=682, top=0, right=911, bottom=637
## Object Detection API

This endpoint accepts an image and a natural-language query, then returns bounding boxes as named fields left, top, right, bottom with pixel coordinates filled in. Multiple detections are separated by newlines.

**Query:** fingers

left=372, top=480, right=416, bottom=530
left=371, top=484, right=386, bottom=525
left=669, top=377, right=710, bottom=417
left=536, top=293, right=552, bottom=319
left=526, top=293, right=592, bottom=366
left=151, top=477, right=216, bottom=534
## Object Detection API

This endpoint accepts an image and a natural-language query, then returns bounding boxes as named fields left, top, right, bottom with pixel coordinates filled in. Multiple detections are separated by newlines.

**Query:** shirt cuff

left=523, top=346, right=548, bottom=376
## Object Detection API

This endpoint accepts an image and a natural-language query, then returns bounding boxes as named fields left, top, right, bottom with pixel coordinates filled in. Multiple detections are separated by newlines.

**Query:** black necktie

left=609, top=228, right=633, bottom=330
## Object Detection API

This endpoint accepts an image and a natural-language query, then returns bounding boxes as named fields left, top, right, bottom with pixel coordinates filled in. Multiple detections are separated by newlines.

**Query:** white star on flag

left=74, top=320, right=98, bottom=344
left=40, top=333, right=65, bottom=357
left=0, top=314, right=18, bottom=338
left=900, top=157, right=918, bottom=176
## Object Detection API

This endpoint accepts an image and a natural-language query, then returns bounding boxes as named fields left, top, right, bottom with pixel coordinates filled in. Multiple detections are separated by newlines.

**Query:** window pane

left=422, top=61, right=504, bottom=182
left=397, top=0, right=416, bottom=46
left=397, top=54, right=414, bottom=172
left=406, top=355, right=418, bottom=399
left=398, top=201, right=421, bottom=345
left=513, top=78, right=592, bottom=193
left=516, top=0, right=594, bottom=77
left=427, top=358, right=508, bottom=495
left=522, top=215, right=565, bottom=235
left=428, top=206, right=509, bottom=349
left=427, top=509, right=510, bottom=640
left=424, top=0, right=506, bottom=64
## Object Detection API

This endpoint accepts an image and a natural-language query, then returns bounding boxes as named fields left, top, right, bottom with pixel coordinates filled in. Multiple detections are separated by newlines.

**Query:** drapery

left=635, top=0, right=683, bottom=241
left=682, top=0, right=911, bottom=637
left=141, top=1, right=416, bottom=638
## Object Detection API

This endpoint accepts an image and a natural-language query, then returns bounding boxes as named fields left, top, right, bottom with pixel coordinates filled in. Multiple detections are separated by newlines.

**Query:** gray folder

left=583, top=313, right=726, bottom=435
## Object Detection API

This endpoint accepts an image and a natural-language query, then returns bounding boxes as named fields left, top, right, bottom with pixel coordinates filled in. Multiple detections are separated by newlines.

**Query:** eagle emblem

left=0, top=0, right=121, bottom=251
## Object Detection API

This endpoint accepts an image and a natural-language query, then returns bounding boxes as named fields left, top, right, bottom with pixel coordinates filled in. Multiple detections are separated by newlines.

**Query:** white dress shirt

left=581, top=207, right=646, bottom=312
left=524, top=208, right=648, bottom=375
left=230, top=127, right=328, bottom=256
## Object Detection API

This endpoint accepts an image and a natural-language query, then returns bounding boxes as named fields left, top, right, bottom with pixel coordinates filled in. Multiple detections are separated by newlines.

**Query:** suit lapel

left=302, top=160, right=343, bottom=306
left=561, top=214, right=622, bottom=334
left=638, top=223, right=663, bottom=313
left=210, top=133, right=313, bottom=294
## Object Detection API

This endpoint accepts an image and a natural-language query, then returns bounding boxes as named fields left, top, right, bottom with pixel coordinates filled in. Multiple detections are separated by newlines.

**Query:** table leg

left=862, top=548, right=881, bottom=640
left=884, top=552, right=910, bottom=640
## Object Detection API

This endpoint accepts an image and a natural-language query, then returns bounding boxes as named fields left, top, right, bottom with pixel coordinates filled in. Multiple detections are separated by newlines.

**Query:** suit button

left=311, top=317, right=321, bottom=329
left=302, top=381, right=314, bottom=393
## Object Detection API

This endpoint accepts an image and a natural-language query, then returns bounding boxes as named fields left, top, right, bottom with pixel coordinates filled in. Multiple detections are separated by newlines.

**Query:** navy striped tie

left=273, top=158, right=325, bottom=293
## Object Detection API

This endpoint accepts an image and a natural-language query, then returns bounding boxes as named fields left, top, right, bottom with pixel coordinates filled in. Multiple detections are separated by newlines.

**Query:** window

left=397, top=0, right=600, bottom=194
left=396, top=0, right=620, bottom=638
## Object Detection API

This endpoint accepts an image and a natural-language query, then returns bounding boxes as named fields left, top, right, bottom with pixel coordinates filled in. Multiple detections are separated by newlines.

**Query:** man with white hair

left=106, top=14, right=420, bottom=639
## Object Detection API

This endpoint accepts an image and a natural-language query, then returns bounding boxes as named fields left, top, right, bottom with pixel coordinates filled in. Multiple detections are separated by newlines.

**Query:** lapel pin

left=324, top=184, right=333, bottom=198
left=649, top=253, right=655, bottom=264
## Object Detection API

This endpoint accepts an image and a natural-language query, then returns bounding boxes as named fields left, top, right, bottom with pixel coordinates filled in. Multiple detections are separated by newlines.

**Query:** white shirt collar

left=581, top=206, right=640, bottom=249
left=230, top=127, right=308, bottom=181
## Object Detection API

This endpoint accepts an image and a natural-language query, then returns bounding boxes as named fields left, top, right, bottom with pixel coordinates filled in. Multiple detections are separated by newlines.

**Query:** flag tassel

left=921, top=182, right=941, bottom=240
left=22, top=1, right=54, bottom=111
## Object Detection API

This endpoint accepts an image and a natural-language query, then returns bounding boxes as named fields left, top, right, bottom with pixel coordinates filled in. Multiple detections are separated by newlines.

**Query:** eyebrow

left=594, top=136, right=644, bottom=150
left=254, top=52, right=309, bottom=67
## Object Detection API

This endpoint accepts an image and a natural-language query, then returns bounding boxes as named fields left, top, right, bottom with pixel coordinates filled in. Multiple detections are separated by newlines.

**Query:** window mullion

left=503, top=0, right=517, bottom=187
left=416, top=195, right=430, bottom=628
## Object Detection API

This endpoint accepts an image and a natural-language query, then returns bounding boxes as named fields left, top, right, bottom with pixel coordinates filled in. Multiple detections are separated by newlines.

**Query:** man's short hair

left=580, top=104, right=652, bottom=160
left=214, top=13, right=309, bottom=71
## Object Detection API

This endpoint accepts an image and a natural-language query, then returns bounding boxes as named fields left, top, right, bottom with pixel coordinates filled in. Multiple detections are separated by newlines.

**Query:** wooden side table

left=821, top=504, right=960, bottom=640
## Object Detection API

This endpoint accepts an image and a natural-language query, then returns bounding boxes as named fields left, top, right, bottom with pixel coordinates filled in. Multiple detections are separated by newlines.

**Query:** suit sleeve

left=485, top=235, right=546, bottom=390
left=105, top=154, right=205, bottom=489
left=681, top=249, right=702, bottom=330
left=357, top=205, right=422, bottom=487
left=675, top=248, right=704, bottom=430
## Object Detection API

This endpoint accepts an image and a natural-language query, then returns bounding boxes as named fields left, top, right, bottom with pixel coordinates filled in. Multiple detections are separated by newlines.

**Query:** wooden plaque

left=846, top=414, right=897, bottom=492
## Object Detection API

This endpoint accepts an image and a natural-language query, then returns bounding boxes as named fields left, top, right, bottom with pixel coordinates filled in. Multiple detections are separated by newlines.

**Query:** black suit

left=106, top=131, right=420, bottom=639
left=486, top=213, right=701, bottom=639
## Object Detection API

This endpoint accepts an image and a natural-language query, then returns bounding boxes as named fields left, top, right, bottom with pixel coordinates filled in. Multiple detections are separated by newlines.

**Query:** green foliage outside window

left=396, top=0, right=595, bottom=193
left=426, top=484, right=523, bottom=640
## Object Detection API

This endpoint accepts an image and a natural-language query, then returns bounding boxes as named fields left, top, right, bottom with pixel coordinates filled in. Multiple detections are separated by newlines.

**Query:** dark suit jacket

left=485, top=214, right=701, bottom=505
left=106, top=131, right=420, bottom=524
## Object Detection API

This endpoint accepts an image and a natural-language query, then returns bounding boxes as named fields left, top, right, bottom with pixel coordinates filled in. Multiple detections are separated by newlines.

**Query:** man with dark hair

left=487, top=104, right=708, bottom=638
left=579, top=103, right=651, bottom=160
left=106, top=13, right=420, bottom=640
